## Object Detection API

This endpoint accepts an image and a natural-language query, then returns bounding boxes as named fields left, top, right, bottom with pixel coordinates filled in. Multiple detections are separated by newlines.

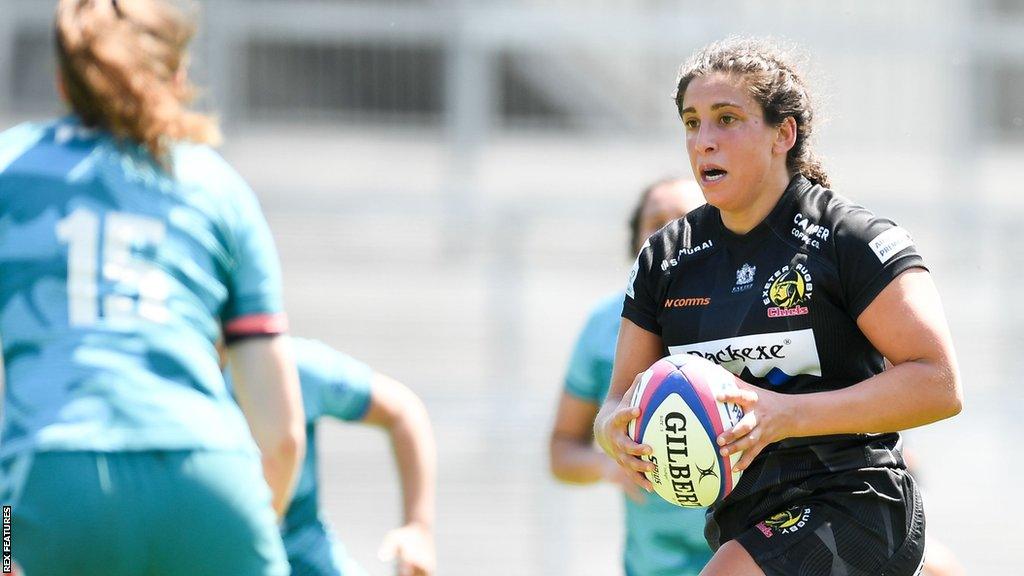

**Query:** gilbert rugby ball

left=627, top=354, right=745, bottom=508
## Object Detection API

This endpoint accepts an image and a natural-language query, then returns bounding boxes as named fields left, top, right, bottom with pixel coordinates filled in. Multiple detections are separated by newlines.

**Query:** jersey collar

left=712, top=175, right=812, bottom=246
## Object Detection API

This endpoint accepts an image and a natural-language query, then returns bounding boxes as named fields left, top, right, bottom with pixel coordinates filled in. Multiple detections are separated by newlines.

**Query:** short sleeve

left=834, top=207, right=927, bottom=318
left=294, top=339, right=373, bottom=423
left=563, top=312, right=607, bottom=404
left=621, top=238, right=662, bottom=335
left=220, top=180, right=287, bottom=339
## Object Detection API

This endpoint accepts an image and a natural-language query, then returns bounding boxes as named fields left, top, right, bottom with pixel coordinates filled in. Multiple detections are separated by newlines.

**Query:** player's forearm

left=790, top=358, right=962, bottom=438
left=549, top=436, right=608, bottom=484
left=228, top=336, right=306, bottom=517
left=262, top=434, right=304, bottom=517
left=257, top=400, right=305, bottom=518
left=389, top=395, right=436, bottom=529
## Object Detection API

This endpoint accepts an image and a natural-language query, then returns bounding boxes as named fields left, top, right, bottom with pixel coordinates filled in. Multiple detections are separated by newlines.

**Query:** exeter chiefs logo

left=762, top=263, right=813, bottom=318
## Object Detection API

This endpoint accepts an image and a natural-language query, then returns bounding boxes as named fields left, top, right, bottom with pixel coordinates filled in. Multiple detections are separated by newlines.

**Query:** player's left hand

left=378, top=521, right=436, bottom=576
left=714, top=382, right=799, bottom=472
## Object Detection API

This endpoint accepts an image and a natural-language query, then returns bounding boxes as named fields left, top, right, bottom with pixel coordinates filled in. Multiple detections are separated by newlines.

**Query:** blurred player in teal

left=0, top=1, right=305, bottom=575
left=549, top=177, right=710, bottom=576
left=222, top=337, right=437, bottom=576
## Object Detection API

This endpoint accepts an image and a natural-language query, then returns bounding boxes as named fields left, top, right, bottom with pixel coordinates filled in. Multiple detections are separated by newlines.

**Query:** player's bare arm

left=229, top=335, right=306, bottom=518
left=362, top=373, right=437, bottom=576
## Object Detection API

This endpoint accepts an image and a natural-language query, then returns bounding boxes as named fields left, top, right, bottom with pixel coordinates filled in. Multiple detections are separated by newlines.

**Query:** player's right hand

left=593, top=372, right=655, bottom=492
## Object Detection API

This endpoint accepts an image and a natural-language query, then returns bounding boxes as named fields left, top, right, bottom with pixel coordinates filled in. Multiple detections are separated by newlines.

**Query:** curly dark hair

left=673, top=37, right=829, bottom=188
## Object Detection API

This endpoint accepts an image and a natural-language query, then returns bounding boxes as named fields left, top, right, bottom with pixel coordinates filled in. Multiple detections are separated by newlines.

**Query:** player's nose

left=694, top=125, right=718, bottom=154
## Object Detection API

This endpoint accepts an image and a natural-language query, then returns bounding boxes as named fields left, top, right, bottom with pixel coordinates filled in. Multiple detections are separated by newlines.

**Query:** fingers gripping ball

left=627, top=354, right=745, bottom=508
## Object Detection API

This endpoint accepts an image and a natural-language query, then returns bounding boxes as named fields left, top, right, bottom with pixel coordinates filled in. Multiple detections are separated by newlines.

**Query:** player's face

left=635, top=181, right=704, bottom=252
left=679, top=73, right=782, bottom=214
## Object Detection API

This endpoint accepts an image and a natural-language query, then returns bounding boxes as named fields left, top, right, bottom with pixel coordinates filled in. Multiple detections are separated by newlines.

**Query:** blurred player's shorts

left=11, top=450, right=288, bottom=576
left=283, top=520, right=370, bottom=576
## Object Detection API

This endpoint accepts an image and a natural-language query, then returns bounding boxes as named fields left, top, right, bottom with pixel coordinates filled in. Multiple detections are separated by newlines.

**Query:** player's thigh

left=152, top=450, right=289, bottom=576
left=12, top=452, right=148, bottom=576
left=700, top=540, right=765, bottom=576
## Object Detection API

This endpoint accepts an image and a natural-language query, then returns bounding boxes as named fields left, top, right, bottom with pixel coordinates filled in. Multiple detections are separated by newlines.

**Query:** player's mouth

left=700, top=165, right=728, bottom=185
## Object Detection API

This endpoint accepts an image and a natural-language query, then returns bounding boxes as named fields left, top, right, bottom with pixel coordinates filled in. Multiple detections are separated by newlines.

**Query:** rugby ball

left=627, top=354, right=745, bottom=508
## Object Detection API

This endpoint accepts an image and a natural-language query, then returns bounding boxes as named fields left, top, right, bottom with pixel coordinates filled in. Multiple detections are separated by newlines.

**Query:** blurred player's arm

left=228, top=335, right=306, bottom=518
left=362, top=373, right=437, bottom=576
left=550, top=393, right=604, bottom=483
left=549, top=393, right=644, bottom=501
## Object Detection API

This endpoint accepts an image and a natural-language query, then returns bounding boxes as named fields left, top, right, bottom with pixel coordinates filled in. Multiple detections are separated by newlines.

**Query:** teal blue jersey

left=564, top=293, right=712, bottom=576
left=0, top=117, right=286, bottom=471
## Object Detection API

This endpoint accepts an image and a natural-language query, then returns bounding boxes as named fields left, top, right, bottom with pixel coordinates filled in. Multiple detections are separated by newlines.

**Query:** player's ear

left=773, top=116, right=797, bottom=155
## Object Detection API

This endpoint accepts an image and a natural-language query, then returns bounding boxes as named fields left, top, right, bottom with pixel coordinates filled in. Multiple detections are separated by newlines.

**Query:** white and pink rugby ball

left=627, top=354, right=745, bottom=508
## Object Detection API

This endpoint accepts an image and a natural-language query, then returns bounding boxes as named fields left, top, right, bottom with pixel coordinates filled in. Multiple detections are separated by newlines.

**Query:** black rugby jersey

left=622, top=175, right=926, bottom=545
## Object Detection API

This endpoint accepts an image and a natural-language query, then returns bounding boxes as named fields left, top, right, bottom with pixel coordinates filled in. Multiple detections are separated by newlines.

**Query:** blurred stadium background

left=2, top=0, right=1023, bottom=573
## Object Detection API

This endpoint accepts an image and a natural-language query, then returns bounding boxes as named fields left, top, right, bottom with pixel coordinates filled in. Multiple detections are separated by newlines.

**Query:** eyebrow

left=680, top=102, right=743, bottom=115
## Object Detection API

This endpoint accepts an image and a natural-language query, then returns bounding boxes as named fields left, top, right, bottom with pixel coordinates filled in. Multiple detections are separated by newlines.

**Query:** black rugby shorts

left=734, top=469, right=925, bottom=576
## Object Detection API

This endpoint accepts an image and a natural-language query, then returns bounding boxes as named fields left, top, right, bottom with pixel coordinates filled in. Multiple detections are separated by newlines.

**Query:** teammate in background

left=595, top=38, right=962, bottom=576
left=549, top=177, right=711, bottom=576
left=222, top=337, right=438, bottom=576
left=0, top=1, right=304, bottom=574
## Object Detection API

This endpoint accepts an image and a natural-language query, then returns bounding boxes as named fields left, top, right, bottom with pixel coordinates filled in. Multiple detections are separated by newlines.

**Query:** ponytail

left=55, top=0, right=220, bottom=166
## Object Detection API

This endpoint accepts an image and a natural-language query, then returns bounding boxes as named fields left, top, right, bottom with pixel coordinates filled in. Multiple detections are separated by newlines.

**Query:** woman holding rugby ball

left=595, top=38, right=962, bottom=576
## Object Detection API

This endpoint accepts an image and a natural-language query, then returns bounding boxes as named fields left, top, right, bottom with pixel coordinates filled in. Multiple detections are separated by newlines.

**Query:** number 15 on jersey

left=56, top=207, right=170, bottom=327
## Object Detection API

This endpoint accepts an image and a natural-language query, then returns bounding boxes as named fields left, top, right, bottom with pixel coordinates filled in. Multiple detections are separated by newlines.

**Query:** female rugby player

left=0, top=1, right=304, bottom=574
left=595, top=38, right=962, bottom=576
